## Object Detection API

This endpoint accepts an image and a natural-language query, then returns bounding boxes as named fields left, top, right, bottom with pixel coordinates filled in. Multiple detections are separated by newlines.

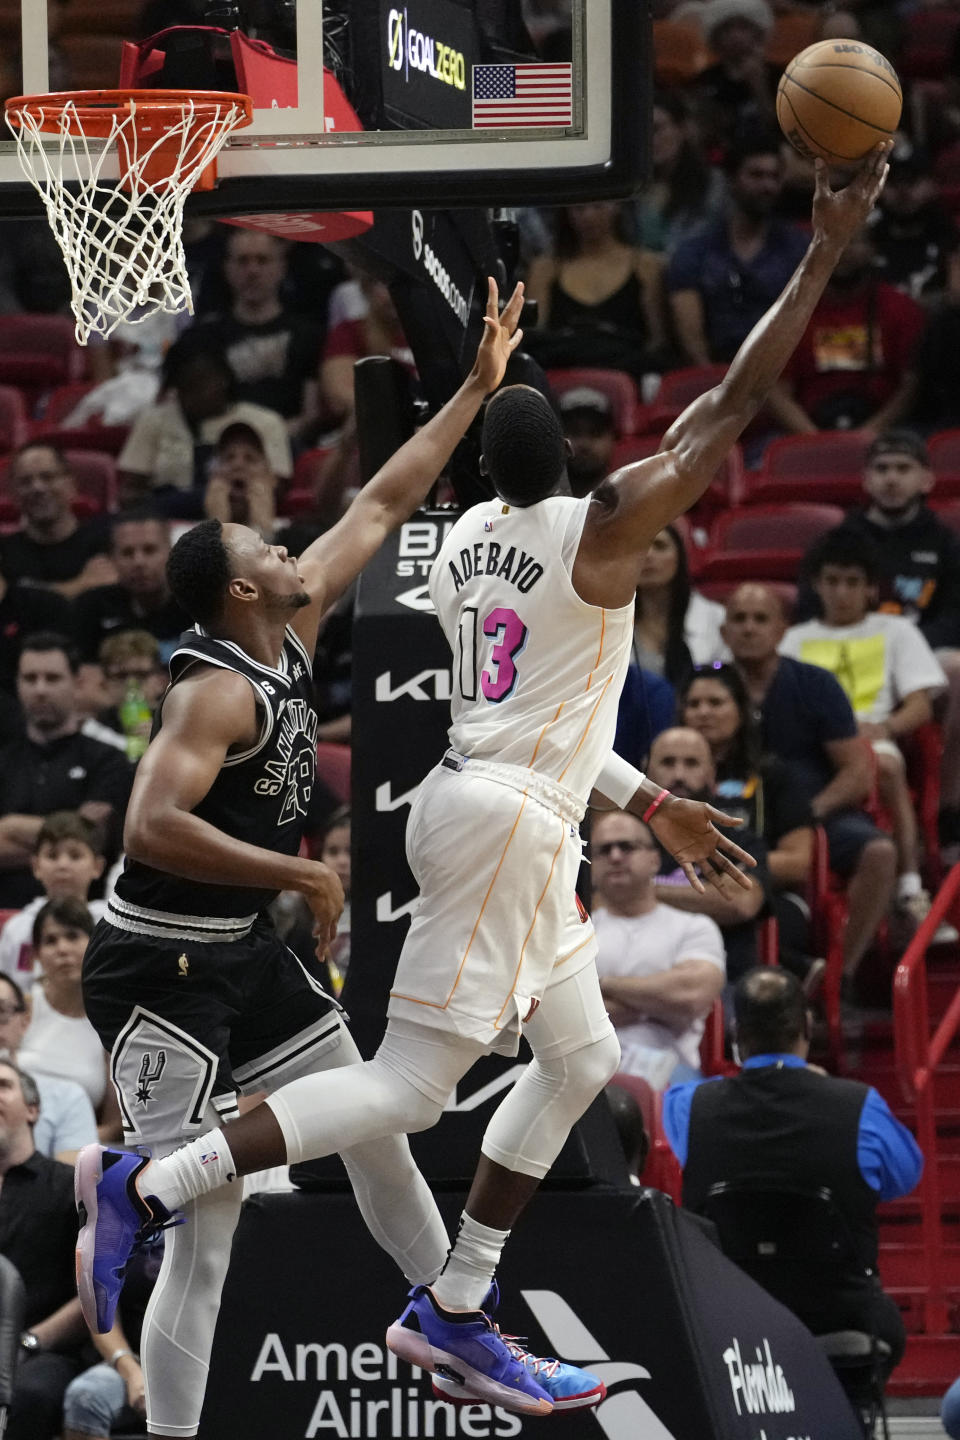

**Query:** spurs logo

left=135, top=1050, right=167, bottom=1105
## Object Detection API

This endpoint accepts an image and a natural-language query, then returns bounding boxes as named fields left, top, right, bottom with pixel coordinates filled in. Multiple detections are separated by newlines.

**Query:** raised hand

left=647, top=794, right=757, bottom=895
left=811, top=141, right=892, bottom=251
left=472, top=277, right=525, bottom=395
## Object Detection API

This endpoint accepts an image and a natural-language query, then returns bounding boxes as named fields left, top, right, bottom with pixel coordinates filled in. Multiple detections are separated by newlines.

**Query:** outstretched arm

left=574, top=145, right=891, bottom=608
left=289, top=278, right=525, bottom=653
left=591, top=752, right=755, bottom=894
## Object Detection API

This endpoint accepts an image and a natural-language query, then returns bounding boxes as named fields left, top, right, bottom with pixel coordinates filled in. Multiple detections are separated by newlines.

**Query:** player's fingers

left=705, top=806, right=744, bottom=828
left=717, top=834, right=757, bottom=867
left=711, top=851, right=754, bottom=889
left=501, top=280, right=525, bottom=330
left=813, top=158, right=830, bottom=199
left=508, top=327, right=524, bottom=352
left=486, top=275, right=498, bottom=317
left=681, top=861, right=706, bottom=894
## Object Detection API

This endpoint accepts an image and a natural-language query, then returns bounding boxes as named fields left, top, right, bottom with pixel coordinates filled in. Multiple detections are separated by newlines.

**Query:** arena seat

left=928, top=430, right=960, bottom=498
left=635, top=364, right=728, bottom=436
left=697, top=502, right=844, bottom=582
left=546, top=367, right=639, bottom=437
left=608, top=1072, right=681, bottom=1200
left=316, top=742, right=351, bottom=804
left=0, top=386, right=28, bottom=454
left=744, top=432, right=869, bottom=507
left=32, top=381, right=132, bottom=456
left=0, top=316, right=86, bottom=413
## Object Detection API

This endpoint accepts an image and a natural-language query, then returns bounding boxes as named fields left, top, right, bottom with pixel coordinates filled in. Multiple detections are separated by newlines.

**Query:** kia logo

left=411, top=209, right=424, bottom=260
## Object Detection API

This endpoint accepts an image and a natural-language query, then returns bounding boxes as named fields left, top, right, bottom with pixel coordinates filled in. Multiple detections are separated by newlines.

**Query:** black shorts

left=83, top=915, right=341, bottom=1148
left=821, top=809, right=889, bottom=877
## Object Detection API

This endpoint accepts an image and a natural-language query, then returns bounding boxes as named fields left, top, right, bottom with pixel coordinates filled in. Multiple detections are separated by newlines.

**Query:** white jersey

left=429, top=495, right=634, bottom=807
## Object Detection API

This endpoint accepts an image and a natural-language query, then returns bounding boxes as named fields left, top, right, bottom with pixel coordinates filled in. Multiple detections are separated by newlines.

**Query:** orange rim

left=4, top=89, right=255, bottom=139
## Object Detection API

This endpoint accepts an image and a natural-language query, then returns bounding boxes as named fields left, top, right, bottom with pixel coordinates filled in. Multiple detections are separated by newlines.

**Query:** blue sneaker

left=386, top=1286, right=553, bottom=1416
left=75, top=1145, right=179, bottom=1333
left=433, top=1342, right=606, bottom=1411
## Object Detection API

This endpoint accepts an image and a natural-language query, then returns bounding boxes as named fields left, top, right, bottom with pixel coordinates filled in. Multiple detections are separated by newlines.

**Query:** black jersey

left=109, top=625, right=318, bottom=943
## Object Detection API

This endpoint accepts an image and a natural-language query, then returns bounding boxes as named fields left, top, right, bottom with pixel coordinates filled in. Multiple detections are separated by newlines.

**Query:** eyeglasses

left=0, top=1004, right=26, bottom=1021
left=594, top=840, right=656, bottom=857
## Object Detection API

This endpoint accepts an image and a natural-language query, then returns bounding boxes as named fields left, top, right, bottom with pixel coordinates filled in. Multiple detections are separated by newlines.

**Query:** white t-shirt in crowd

left=20, top=984, right=106, bottom=1110
left=594, top=902, right=725, bottom=1089
left=685, top=589, right=729, bottom=666
left=781, top=612, right=947, bottom=724
left=0, top=898, right=109, bottom=988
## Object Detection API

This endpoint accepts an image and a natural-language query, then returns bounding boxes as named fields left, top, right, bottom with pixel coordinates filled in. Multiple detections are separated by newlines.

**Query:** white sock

left=898, top=871, right=922, bottom=900
left=431, top=1212, right=510, bottom=1312
left=144, top=1128, right=239, bottom=1211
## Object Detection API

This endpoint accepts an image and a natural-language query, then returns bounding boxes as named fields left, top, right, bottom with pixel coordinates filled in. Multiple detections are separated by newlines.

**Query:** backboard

left=0, top=0, right=649, bottom=218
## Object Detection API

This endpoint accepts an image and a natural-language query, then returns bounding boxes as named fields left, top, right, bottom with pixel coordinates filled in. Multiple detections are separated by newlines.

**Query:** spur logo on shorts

left=135, top=1050, right=167, bottom=1106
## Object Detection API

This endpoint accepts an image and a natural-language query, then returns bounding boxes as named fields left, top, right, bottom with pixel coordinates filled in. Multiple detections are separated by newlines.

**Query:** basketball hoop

left=4, top=90, right=255, bottom=344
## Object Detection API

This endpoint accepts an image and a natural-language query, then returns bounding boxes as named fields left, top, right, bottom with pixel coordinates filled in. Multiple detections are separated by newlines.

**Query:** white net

left=5, top=95, right=249, bottom=344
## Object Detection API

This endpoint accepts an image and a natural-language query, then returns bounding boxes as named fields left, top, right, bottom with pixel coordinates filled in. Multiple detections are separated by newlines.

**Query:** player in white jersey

left=76, top=147, right=891, bottom=1418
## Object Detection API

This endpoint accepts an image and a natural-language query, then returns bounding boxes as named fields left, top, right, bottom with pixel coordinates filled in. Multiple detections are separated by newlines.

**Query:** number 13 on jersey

left=457, top=606, right=529, bottom=703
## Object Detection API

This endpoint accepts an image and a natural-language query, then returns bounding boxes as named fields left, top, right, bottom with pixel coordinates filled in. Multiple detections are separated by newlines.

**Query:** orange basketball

left=776, top=40, right=902, bottom=165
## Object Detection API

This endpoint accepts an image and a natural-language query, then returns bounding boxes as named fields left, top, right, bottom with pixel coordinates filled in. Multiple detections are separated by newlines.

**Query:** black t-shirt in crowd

left=195, top=309, right=322, bottom=418
left=757, top=655, right=858, bottom=799
left=657, top=822, right=771, bottom=982
left=0, top=522, right=109, bottom=586
left=714, top=757, right=814, bottom=850
left=0, top=729, right=132, bottom=905
left=72, top=584, right=191, bottom=666
left=0, top=1151, right=79, bottom=1333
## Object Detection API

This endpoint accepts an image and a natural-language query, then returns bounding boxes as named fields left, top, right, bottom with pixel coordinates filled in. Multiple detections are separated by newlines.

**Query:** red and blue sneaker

left=386, top=1285, right=553, bottom=1416
left=433, top=1335, right=606, bottom=1411
left=75, top=1145, right=180, bottom=1333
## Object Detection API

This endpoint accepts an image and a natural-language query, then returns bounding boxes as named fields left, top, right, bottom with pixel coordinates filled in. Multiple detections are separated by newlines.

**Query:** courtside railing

left=893, top=861, right=960, bottom=1333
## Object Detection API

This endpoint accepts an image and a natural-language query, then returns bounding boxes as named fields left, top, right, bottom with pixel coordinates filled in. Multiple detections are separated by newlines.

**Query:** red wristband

left=642, top=789, right=669, bottom=824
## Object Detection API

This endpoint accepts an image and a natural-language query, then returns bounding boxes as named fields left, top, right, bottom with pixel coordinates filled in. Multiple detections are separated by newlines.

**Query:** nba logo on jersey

left=484, top=519, right=494, bottom=532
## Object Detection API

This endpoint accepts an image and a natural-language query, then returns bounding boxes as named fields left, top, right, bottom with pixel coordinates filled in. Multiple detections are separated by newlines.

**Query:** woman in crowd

left=524, top=201, right=667, bottom=376
left=19, top=897, right=121, bottom=1142
left=632, top=524, right=726, bottom=686
left=680, top=663, right=817, bottom=982
left=634, top=91, right=727, bottom=254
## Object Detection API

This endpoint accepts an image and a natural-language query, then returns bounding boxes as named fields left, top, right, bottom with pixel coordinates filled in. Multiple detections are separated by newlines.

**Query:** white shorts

left=388, top=760, right=597, bottom=1054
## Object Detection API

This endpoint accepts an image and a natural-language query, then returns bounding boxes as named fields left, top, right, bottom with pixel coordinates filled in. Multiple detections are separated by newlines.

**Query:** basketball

left=776, top=40, right=902, bottom=165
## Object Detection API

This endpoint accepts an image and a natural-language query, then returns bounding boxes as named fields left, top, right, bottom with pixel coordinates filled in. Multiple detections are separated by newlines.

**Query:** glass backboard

left=0, top=0, right=649, bottom=217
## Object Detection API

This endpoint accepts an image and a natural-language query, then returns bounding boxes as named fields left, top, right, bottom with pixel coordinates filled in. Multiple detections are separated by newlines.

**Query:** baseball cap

left=558, top=387, right=615, bottom=422
left=207, top=404, right=293, bottom=479
left=866, top=429, right=930, bottom=468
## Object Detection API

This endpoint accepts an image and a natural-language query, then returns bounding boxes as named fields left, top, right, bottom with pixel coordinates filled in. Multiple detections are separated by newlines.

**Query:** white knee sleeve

left=143, top=1182, right=244, bottom=1436
left=480, top=1030, right=622, bottom=1180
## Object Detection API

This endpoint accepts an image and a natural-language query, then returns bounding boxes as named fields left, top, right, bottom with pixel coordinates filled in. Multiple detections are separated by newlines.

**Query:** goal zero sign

left=381, top=0, right=477, bottom=129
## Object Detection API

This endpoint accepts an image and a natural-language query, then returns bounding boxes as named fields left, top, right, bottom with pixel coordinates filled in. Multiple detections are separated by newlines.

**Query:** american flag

left=472, top=63, right=573, bottom=129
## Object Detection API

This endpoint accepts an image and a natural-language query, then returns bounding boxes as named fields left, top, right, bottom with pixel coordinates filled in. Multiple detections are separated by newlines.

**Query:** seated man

left=724, top=582, right=897, bottom=991
left=0, top=633, right=132, bottom=907
left=72, top=512, right=191, bottom=670
left=645, top=727, right=766, bottom=981
left=793, top=431, right=960, bottom=859
left=664, top=967, right=922, bottom=1369
left=558, top=387, right=618, bottom=497
left=591, top=808, right=725, bottom=1089
left=782, top=529, right=947, bottom=927
left=0, top=444, right=114, bottom=600
left=0, top=1057, right=88, bottom=1439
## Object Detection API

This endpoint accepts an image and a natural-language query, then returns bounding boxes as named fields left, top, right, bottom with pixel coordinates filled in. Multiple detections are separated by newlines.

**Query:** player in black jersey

left=77, top=279, right=528, bottom=1439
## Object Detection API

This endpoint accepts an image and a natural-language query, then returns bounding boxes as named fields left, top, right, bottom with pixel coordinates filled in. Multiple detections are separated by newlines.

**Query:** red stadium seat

left=697, top=502, right=844, bottom=582
left=0, top=386, right=29, bottom=454
left=900, top=7, right=960, bottom=80
left=0, top=316, right=85, bottom=412
left=611, top=435, right=746, bottom=513
left=32, top=382, right=132, bottom=456
left=700, top=997, right=736, bottom=1078
left=315, top=742, right=351, bottom=805
left=633, top=364, right=728, bottom=437
left=608, top=1072, right=682, bottom=1200
left=928, top=430, right=960, bottom=498
left=931, top=498, right=960, bottom=536
left=546, top=367, right=639, bottom=437
left=744, top=432, right=869, bottom=507
left=283, top=446, right=339, bottom=518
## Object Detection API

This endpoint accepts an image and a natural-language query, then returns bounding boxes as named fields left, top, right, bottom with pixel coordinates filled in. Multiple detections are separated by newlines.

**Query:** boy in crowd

left=782, top=530, right=947, bottom=926
left=0, top=812, right=107, bottom=985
